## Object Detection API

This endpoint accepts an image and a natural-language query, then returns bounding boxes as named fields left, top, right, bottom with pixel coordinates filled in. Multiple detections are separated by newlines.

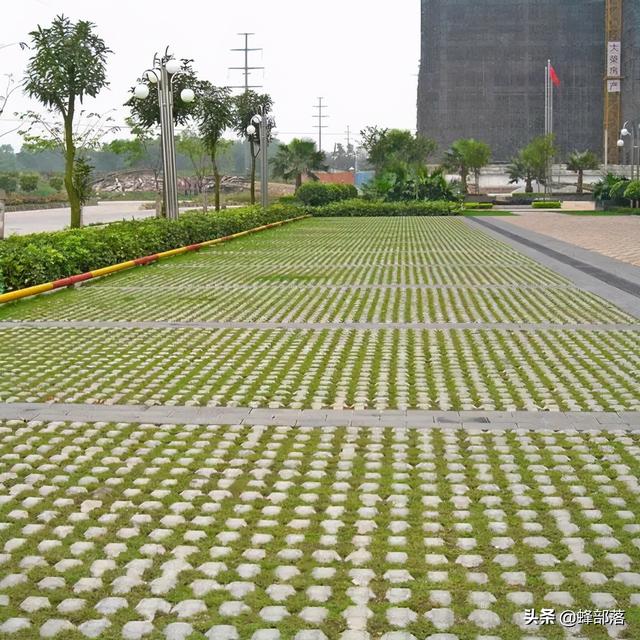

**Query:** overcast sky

left=1, top=0, right=420, bottom=153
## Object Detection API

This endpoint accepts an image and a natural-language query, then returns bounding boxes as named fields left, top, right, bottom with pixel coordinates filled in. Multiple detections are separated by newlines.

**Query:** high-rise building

left=417, top=0, right=638, bottom=162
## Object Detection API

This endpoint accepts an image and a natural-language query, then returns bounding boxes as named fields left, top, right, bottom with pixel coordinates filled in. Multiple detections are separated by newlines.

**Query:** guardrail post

left=0, top=189, right=5, bottom=240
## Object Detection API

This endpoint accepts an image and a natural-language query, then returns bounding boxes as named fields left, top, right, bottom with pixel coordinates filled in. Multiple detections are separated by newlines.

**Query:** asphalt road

left=3, top=201, right=181, bottom=236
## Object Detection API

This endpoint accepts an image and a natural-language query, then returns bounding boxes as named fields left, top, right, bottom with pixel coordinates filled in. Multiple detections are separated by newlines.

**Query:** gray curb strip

left=1, top=403, right=639, bottom=431
left=1, top=320, right=638, bottom=332
left=466, top=217, right=640, bottom=319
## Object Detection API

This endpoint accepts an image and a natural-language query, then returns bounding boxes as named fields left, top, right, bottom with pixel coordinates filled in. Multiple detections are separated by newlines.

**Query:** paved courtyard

left=501, top=213, right=640, bottom=268
left=0, top=216, right=639, bottom=638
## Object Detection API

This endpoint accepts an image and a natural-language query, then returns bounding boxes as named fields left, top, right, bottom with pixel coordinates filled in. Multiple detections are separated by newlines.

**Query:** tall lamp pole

left=618, top=121, right=640, bottom=180
left=134, top=49, right=194, bottom=220
left=246, top=106, right=275, bottom=209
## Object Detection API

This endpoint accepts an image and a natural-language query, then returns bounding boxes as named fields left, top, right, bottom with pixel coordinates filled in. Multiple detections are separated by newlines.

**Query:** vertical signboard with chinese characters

left=608, top=41, right=621, bottom=92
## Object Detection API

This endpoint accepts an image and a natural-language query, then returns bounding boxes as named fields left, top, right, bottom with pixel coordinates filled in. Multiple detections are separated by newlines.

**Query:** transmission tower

left=313, top=97, right=328, bottom=152
left=229, top=33, right=263, bottom=92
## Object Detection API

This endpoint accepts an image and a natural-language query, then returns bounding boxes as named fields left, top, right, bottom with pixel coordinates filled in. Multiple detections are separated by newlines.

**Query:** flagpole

left=544, top=61, right=549, bottom=196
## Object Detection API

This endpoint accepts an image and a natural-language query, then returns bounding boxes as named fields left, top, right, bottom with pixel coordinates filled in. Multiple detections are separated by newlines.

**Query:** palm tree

left=566, top=150, right=599, bottom=194
left=507, top=154, right=535, bottom=193
left=271, top=138, right=325, bottom=189
left=443, top=139, right=491, bottom=194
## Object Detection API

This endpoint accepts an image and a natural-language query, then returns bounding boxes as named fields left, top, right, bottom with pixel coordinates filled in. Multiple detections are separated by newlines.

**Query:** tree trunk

left=63, top=114, right=81, bottom=228
left=295, top=173, right=303, bottom=190
left=525, top=177, right=533, bottom=193
left=460, top=167, right=468, bottom=194
left=577, top=170, right=584, bottom=194
left=213, top=151, right=221, bottom=212
left=475, top=169, right=480, bottom=195
left=249, top=139, right=257, bottom=204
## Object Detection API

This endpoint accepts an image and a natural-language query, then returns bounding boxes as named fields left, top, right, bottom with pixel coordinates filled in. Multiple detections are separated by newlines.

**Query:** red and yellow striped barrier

left=0, top=215, right=310, bottom=305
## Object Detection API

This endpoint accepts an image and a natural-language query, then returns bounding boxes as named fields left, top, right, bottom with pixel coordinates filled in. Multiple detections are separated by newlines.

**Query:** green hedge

left=532, top=201, right=562, bottom=209
left=464, top=202, right=493, bottom=210
left=312, top=199, right=462, bottom=217
left=296, top=182, right=358, bottom=206
left=0, top=204, right=304, bottom=294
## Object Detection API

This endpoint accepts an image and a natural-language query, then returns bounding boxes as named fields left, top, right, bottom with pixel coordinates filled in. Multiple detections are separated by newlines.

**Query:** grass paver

left=0, top=419, right=638, bottom=639
left=0, top=217, right=638, bottom=412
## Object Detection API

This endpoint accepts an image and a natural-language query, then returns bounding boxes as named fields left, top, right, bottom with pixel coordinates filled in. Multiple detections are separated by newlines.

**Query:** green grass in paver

left=0, top=217, right=639, bottom=411
left=0, top=420, right=638, bottom=639
left=1, top=327, right=639, bottom=411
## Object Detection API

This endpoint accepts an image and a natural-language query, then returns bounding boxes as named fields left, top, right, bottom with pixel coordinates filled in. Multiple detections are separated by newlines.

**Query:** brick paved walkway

left=503, top=212, right=640, bottom=266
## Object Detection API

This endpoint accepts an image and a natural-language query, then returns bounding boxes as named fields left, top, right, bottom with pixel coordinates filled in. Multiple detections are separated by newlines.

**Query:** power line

left=312, top=97, right=328, bottom=152
left=228, top=33, right=263, bottom=93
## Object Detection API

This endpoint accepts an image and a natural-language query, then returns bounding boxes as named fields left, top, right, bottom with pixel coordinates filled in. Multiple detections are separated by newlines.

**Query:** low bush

left=0, top=204, right=304, bottom=294
left=296, top=181, right=357, bottom=206
left=3, top=192, right=70, bottom=207
left=278, top=195, right=300, bottom=205
left=464, top=202, right=493, bottom=209
left=312, top=199, right=462, bottom=217
left=532, top=201, right=561, bottom=209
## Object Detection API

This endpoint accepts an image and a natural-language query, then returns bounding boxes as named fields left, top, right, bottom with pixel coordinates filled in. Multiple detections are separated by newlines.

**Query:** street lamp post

left=134, top=49, right=194, bottom=220
left=246, top=106, right=275, bottom=209
left=618, top=121, right=640, bottom=180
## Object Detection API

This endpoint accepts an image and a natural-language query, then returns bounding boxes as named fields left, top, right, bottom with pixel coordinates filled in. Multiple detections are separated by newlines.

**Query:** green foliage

left=362, top=167, right=458, bottom=203
left=566, top=150, right=599, bottom=193
left=48, top=175, right=64, bottom=191
left=278, top=195, right=299, bottom=205
left=443, top=138, right=491, bottom=194
left=464, top=202, right=493, bottom=209
left=0, top=174, right=18, bottom=193
left=610, top=179, right=631, bottom=201
left=311, top=198, right=462, bottom=217
left=4, top=192, right=71, bottom=207
left=507, top=154, right=535, bottom=193
left=125, top=59, right=198, bottom=129
left=532, top=201, right=561, bottom=209
left=18, top=173, right=39, bottom=192
left=0, top=205, right=303, bottom=293
left=271, top=139, right=326, bottom=189
left=359, top=126, right=436, bottom=175
left=593, top=173, right=628, bottom=201
left=522, top=135, right=557, bottom=185
left=0, top=145, right=17, bottom=172
left=623, top=180, right=640, bottom=202
left=295, top=182, right=357, bottom=206
left=72, top=157, right=94, bottom=206
left=24, top=15, right=111, bottom=109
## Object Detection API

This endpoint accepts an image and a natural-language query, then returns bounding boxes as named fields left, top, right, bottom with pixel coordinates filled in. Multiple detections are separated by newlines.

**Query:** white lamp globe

left=180, top=88, right=195, bottom=103
left=146, top=70, right=159, bottom=84
left=621, top=128, right=630, bottom=137
left=246, top=125, right=256, bottom=136
left=617, top=139, right=625, bottom=147
left=134, top=84, right=150, bottom=100
left=165, top=59, right=181, bottom=75
left=251, top=114, right=262, bottom=124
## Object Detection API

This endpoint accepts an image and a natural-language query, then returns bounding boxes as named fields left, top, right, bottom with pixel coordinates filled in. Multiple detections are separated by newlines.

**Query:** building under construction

left=417, top=0, right=640, bottom=162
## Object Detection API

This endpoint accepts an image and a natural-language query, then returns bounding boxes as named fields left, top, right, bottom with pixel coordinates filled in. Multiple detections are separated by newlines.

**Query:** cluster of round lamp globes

left=133, top=58, right=195, bottom=104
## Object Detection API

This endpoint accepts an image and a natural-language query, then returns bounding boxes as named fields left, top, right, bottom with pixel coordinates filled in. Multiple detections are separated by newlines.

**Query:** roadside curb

left=0, top=215, right=310, bottom=305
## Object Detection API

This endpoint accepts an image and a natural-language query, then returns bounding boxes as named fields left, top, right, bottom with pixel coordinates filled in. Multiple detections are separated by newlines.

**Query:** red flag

left=549, top=64, right=561, bottom=87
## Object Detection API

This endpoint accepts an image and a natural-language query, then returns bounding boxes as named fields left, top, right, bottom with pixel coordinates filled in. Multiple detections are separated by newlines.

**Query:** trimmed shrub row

left=532, top=201, right=562, bottom=209
left=0, top=204, right=304, bottom=294
left=464, top=202, right=493, bottom=210
left=311, top=199, right=463, bottom=217
left=295, top=182, right=358, bottom=207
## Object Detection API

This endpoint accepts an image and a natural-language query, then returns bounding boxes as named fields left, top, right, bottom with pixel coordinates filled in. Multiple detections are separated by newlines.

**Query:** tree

left=22, top=15, right=112, bottom=227
left=566, top=150, right=599, bottom=194
left=593, top=173, right=628, bottom=201
left=507, top=154, right=536, bottom=193
left=0, top=174, right=17, bottom=193
left=521, top=134, right=557, bottom=188
left=0, top=144, right=17, bottom=172
left=234, top=91, right=274, bottom=204
left=49, top=175, right=63, bottom=191
left=271, top=138, right=326, bottom=189
left=360, top=126, right=436, bottom=175
left=443, top=139, right=491, bottom=195
left=19, top=173, right=39, bottom=192
left=176, top=129, right=211, bottom=201
left=195, top=82, right=235, bottom=211
left=623, top=180, right=640, bottom=208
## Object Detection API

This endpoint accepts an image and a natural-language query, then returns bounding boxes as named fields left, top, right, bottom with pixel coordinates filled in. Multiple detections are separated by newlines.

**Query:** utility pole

left=229, top=33, right=263, bottom=93
left=313, top=97, right=328, bottom=152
